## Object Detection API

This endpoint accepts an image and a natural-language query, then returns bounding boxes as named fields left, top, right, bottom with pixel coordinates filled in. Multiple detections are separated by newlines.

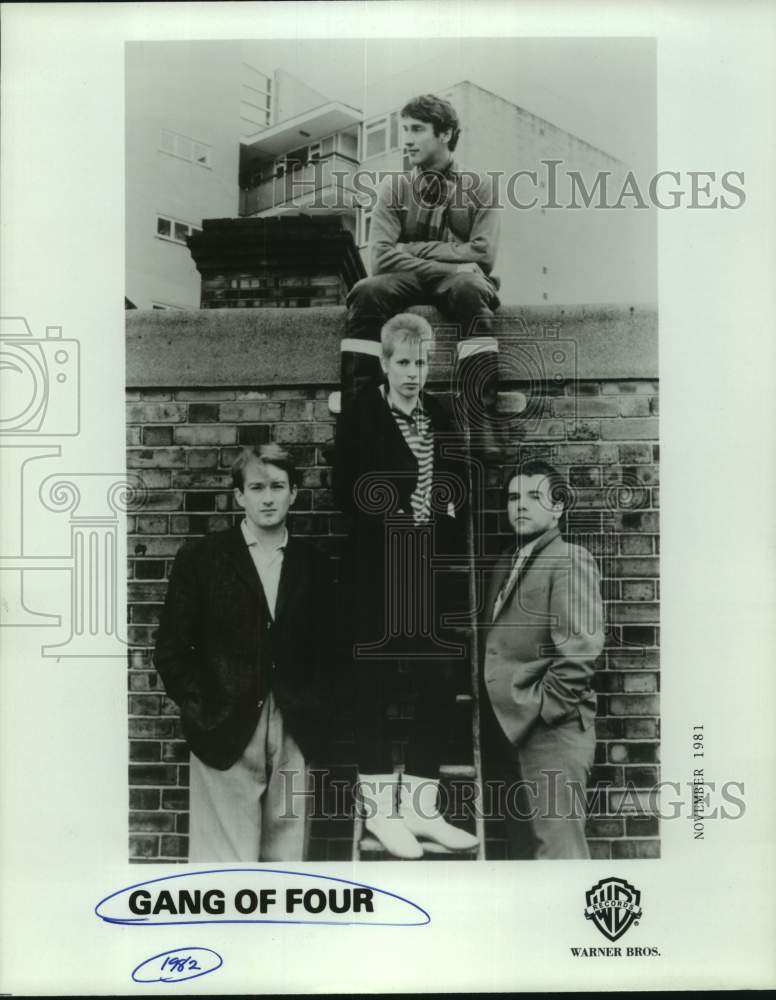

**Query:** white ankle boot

left=399, top=774, right=479, bottom=852
left=357, top=773, right=423, bottom=860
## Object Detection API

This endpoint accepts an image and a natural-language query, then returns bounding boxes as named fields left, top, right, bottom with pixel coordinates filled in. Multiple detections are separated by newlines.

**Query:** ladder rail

left=351, top=392, right=487, bottom=862
left=462, top=418, right=487, bottom=861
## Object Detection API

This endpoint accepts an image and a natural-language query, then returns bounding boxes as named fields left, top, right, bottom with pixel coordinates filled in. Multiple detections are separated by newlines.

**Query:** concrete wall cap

left=126, top=304, right=657, bottom=387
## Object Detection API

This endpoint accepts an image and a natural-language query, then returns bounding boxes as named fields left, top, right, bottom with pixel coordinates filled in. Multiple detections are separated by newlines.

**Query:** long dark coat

left=333, top=385, right=469, bottom=661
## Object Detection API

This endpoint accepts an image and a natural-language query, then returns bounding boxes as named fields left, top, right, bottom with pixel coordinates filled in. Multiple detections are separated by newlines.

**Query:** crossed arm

left=370, top=174, right=501, bottom=278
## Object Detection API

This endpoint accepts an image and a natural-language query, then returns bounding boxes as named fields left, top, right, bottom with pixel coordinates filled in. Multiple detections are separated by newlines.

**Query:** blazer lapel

left=488, top=551, right=513, bottom=621
left=273, top=538, right=300, bottom=625
left=377, top=388, right=417, bottom=471
left=491, top=526, right=561, bottom=621
left=221, top=524, right=267, bottom=607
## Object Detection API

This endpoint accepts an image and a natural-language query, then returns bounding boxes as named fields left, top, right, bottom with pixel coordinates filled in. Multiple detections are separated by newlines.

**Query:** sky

left=244, top=36, right=656, bottom=174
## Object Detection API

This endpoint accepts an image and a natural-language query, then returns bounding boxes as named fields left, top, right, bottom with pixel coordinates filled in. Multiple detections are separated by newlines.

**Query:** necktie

left=492, top=548, right=529, bottom=621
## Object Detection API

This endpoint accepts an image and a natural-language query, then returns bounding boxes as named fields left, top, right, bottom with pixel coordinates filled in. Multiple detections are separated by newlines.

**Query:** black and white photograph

left=125, top=36, right=658, bottom=866
left=1, top=2, right=774, bottom=994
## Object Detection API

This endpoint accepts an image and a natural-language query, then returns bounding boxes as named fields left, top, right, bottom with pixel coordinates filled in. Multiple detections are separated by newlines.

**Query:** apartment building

left=125, top=45, right=327, bottom=310
left=128, top=47, right=651, bottom=309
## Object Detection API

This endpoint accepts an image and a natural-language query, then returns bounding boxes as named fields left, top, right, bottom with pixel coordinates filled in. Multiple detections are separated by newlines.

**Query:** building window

left=364, top=117, right=388, bottom=159
left=268, top=138, right=339, bottom=185
left=159, top=129, right=212, bottom=168
left=245, top=162, right=275, bottom=187
left=389, top=112, right=399, bottom=150
left=192, top=143, right=210, bottom=166
left=241, top=62, right=273, bottom=139
left=337, top=131, right=358, bottom=160
left=156, top=214, right=202, bottom=245
left=286, top=146, right=309, bottom=171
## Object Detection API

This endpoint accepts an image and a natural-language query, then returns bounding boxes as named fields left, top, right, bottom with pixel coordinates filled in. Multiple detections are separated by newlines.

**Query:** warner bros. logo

left=584, top=877, right=643, bottom=942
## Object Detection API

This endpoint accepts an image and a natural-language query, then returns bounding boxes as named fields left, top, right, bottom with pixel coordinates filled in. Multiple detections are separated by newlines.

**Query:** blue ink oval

left=132, top=946, right=223, bottom=984
left=96, top=868, right=430, bottom=927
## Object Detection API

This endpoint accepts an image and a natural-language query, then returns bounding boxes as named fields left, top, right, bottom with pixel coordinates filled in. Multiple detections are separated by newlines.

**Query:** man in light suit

left=481, top=459, right=604, bottom=859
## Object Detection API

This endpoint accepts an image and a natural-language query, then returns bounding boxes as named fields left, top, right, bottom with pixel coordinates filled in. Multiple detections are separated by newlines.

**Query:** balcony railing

left=242, top=153, right=359, bottom=216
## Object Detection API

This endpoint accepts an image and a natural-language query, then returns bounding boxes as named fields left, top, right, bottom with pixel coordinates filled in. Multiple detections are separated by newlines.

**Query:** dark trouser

left=354, top=658, right=457, bottom=778
left=481, top=694, right=596, bottom=860
left=342, top=270, right=500, bottom=401
left=348, top=518, right=466, bottom=779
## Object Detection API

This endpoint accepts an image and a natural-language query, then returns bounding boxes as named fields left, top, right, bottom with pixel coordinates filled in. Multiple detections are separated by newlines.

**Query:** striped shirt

left=385, top=391, right=434, bottom=524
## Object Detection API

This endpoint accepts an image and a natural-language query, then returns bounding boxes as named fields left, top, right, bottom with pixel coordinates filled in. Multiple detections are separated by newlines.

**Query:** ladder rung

left=358, top=836, right=478, bottom=857
left=358, top=835, right=390, bottom=854
left=417, top=840, right=478, bottom=855
left=439, top=764, right=476, bottom=779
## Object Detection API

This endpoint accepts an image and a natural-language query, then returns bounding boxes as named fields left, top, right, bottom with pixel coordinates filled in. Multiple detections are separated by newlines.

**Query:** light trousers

left=188, top=692, right=311, bottom=863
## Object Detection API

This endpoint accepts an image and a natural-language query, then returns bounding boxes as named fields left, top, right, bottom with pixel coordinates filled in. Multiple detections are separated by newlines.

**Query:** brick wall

left=126, top=305, right=659, bottom=862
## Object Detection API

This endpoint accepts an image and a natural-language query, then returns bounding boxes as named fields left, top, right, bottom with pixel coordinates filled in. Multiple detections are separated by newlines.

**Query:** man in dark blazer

left=481, top=459, right=604, bottom=859
left=154, top=444, right=335, bottom=862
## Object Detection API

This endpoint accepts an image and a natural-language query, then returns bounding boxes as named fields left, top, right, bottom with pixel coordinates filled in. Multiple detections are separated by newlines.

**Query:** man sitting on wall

left=341, top=93, right=503, bottom=458
left=154, top=444, right=335, bottom=863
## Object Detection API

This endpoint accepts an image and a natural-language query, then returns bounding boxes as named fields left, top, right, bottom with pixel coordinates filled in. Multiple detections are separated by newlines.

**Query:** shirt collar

left=414, top=156, right=458, bottom=180
left=514, top=534, right=539, bottom=562
left=514, top=528, right=554, bottom=559
left=390, top=399, right=426, bottom=424
left=241, top=518, right=288, bottom=553
left=513, top=525, right=557, bottom=561
left=380, top=384, right=426, bottom=422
